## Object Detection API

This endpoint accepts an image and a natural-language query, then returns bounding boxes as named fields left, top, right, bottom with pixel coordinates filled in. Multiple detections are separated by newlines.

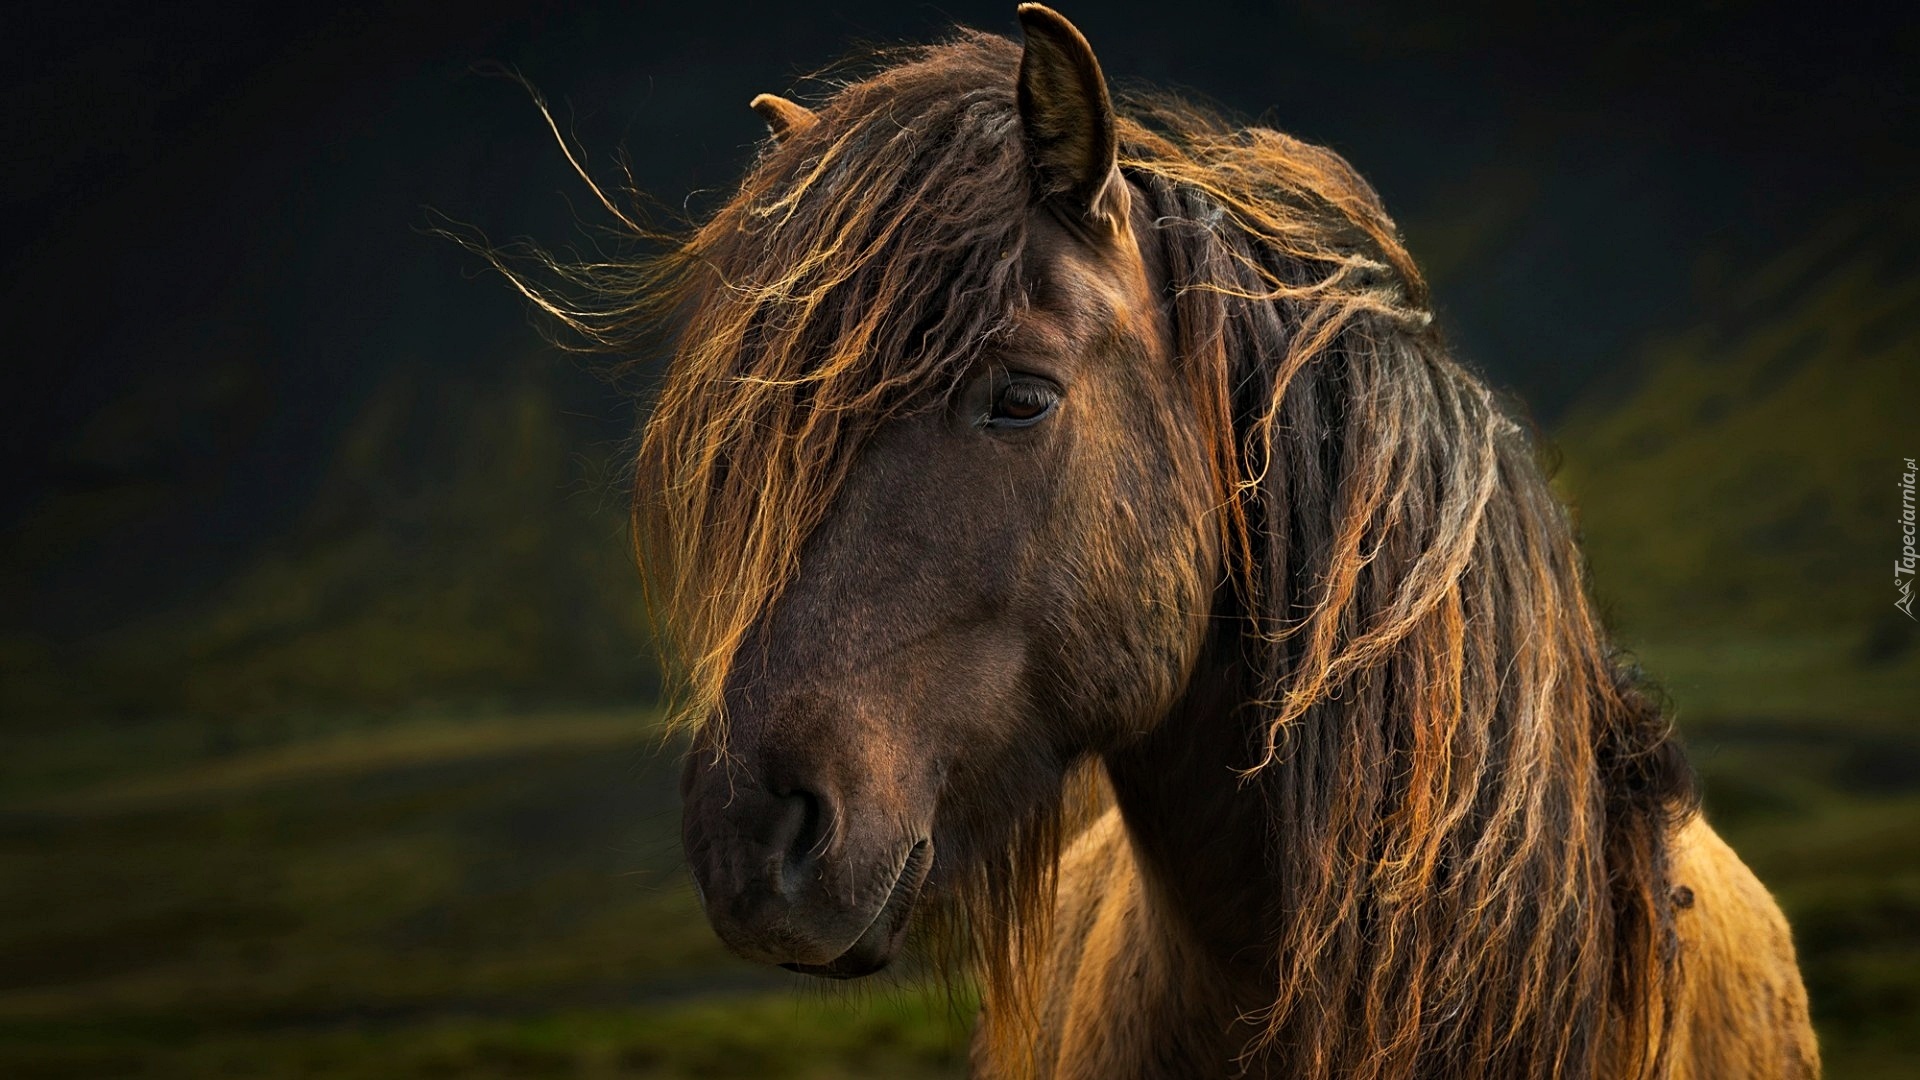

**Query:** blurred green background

left=3, top=2, right=1914, bottom=1077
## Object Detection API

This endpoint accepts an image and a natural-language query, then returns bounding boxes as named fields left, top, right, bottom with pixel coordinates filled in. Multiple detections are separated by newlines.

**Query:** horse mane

left=477, top=28, right=1698, bottom=1080
left=1116, top=102, right=1699, bottom=1076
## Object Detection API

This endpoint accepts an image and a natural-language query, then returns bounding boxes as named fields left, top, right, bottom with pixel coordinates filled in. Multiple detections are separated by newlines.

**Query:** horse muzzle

left=681, top=754, right=933, bottom=978
left=777, top=838, right=932, bottom=978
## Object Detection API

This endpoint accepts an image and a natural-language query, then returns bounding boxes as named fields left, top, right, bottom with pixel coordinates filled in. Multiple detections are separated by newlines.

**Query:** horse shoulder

left=1666, top=814, right=1821, bottom=1079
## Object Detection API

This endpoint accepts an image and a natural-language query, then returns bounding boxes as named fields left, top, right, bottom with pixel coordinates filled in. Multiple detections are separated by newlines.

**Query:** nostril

left=788, top=788, right=825, bottom=863
left=765, top=784, right=830, bottom=887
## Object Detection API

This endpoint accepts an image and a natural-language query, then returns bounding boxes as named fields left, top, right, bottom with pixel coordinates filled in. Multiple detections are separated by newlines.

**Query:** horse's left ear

left=1016, top=4, right=1127, bottom=233
left=750, top=93, right=818, bottom=143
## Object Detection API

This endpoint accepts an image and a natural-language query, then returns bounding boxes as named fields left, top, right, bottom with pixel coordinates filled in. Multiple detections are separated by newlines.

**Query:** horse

left=494, top=5, right=1817, bottom=1076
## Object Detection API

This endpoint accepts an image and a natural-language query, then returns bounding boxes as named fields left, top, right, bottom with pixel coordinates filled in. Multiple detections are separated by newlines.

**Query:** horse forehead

left=1022, top=211, right=1161, bottom=352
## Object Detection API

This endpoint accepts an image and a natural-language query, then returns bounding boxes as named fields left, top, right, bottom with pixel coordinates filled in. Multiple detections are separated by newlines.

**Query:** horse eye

left=987, top=379, right=1059, bottom=428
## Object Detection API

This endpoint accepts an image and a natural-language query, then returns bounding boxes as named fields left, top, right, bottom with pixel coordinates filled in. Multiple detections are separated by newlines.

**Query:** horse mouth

left=781, top=839, right=932, bottom=980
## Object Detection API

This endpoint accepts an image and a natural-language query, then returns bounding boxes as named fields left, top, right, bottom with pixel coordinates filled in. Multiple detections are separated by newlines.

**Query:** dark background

left=2, top=2, right=1915, bottom=1077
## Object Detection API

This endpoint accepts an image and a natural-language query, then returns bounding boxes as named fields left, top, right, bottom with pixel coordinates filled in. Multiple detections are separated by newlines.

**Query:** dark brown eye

left=988, top=379, right=1059, bottom=428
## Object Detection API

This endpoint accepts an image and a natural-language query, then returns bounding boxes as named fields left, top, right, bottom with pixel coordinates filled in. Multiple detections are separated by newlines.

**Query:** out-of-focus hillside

left=1556, top=212, right=1919, bottom=727
left=2, top=366, right=655, bottom=728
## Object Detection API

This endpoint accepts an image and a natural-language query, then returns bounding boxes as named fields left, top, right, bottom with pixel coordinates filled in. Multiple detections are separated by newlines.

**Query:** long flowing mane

left=484, top=29, right=1697, bottom=1080
left=1118, top=104, right=1698, bottom=1076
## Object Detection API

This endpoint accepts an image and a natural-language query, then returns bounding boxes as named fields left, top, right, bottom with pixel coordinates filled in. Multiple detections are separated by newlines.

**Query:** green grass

left=9, top=701, right=1917, bottom=1076
left=0, top=711, right=971, bottom=1078
left=0, top=992, right=968, bottom=1080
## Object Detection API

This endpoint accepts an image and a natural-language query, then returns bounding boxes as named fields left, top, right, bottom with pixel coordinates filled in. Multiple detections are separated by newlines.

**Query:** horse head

left=674, top=5, right=1215, bottom=978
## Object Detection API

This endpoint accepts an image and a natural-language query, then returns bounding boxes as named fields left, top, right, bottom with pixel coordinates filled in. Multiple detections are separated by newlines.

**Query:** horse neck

left=1101, top=646, right=1277, bottom=988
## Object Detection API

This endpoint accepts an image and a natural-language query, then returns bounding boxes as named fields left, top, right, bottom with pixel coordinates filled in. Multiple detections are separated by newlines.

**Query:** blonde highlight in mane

left=478, top=28, right=1697, bottom=1078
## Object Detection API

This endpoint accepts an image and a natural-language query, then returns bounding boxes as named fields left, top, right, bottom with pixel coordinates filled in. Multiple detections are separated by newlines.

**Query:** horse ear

left=749, top=93, right=818, bottom=142
left=1015, top=4, right=1126, bottom=232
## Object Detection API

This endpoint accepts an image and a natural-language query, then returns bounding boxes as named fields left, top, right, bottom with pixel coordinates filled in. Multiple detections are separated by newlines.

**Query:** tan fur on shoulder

left=979, top=811, right=1818, bottom=1079
left=1666, top=818, right=1820, bottom=1079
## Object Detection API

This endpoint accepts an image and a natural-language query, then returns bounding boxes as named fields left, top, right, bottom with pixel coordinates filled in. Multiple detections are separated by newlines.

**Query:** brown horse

left=494, top=6, right=1817, bottom=1077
